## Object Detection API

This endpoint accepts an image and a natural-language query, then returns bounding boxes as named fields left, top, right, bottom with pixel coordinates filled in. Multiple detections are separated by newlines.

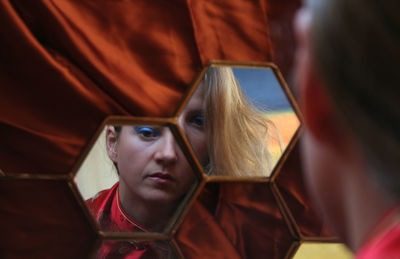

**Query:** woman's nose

left=154, top=129, right=178, bottom=165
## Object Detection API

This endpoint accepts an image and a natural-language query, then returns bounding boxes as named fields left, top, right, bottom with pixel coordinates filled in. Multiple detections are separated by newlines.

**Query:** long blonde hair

left=203, top=67, right=278, bottom=177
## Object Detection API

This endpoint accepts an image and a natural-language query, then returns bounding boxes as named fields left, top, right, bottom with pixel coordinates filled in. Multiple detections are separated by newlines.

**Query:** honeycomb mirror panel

left=176, top=182, right=294, bottom=258
left=74, top=123, right=199, bottom=234
left=94, top=240, right=180, bottom=259
left=179, top=64, right=300, bottom=177
left=293, top=242, right=353, bottom=259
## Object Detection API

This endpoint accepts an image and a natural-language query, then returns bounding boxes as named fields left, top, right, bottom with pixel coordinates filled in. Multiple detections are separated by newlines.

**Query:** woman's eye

left=189, top=114, right=204, bottom=127
left=134, top=126, right=161, bottom=139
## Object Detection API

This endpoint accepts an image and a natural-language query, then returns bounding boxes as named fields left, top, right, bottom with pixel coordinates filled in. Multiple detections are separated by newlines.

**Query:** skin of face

left=111, top=126, right=197, bottom=205
left=106, top=83, right=207, bottom=226
left=178, top=82, right=208, bottom=166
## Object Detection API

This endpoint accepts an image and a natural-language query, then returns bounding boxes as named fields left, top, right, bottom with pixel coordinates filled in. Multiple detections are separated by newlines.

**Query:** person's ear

left=106, top=126, right=119, bottom=163
left=294, top=7, right=341, bottom=145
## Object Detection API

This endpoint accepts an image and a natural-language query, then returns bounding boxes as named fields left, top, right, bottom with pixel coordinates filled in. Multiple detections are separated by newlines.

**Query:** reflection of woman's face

left=111, top=126, right=196, bottom=205
left=108, top=83, right=207, bottom=207
left=178, top=82, right=208, bottom=165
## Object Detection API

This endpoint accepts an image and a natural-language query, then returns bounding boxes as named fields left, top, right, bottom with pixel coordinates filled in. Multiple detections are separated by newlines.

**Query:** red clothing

left=356, top=207, right=400, bottom=259
left=86, top=182, right=148, bottom=233
left=86, top=183, right=171, bottom=259
left=356, top=222, right=400, bottom=259
left=87, top=182, right=294, bottom=259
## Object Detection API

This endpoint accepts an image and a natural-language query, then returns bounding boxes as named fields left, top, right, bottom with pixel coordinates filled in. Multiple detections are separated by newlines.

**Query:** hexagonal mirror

left=176, top=182, right=294, bottom=258
left=293, top=242, right=353, bottom=259
left=177, top=63, right=300, bottom=177
left=74, top=120, right=200, bottom=234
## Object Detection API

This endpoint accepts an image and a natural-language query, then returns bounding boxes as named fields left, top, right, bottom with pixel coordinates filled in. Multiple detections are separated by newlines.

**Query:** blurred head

left=307, top=0, right=400, bottom=193
left=294, top=0, right=400, bottom=246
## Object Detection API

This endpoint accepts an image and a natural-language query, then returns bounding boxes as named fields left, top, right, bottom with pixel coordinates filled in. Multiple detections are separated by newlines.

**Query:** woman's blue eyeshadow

left=134, top=126, right=161, bottom=138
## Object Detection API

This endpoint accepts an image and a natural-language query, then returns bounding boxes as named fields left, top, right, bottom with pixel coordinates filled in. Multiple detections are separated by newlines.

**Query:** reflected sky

left=232, top=68, right=291, bottom=111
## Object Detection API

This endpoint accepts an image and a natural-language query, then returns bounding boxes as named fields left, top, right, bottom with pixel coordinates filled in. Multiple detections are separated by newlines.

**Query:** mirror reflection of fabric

left=96, top=240, right=178, bottom=259
left=176, top=182, right=293, bottom=259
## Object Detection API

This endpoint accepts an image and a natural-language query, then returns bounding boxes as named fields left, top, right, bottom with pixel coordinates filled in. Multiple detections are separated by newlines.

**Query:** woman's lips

left=148, top=172, right=174, bottom=184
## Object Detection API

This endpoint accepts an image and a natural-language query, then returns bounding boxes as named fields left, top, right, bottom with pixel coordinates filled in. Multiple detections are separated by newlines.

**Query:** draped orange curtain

left=0, top=1, right=324, bottom=258
left=0, top=0, right=275, bottom=174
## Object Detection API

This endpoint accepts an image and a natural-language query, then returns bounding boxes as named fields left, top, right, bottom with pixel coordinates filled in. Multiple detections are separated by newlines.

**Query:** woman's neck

left=118, top=184, right=178, bottom=232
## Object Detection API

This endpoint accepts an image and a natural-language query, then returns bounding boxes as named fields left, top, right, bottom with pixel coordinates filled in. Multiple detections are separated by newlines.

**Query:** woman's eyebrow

left=191, top=109, right=204, bottom=115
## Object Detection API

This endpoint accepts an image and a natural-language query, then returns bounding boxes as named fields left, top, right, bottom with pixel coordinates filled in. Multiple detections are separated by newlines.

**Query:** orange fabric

left=187, top=0, right=273, bottom=62
left=0, top=1, right=315, bottom=258
left=0, top=179, right=96, bottom=259
left=0, top=0, right=273, bottom=174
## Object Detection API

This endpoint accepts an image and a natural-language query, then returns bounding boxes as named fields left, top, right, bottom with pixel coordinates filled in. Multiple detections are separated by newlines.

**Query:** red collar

left=356, top=204, right=400, bottom=259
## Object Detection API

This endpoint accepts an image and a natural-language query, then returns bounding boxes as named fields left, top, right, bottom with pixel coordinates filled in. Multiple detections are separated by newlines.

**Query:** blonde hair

left=203, top=67, right=279, bottom=177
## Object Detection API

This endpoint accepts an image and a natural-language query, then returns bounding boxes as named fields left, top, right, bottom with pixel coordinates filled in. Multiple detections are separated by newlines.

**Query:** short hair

left=204, top=67, right=277, bottom=177
left=308, top=0, right=400, bottom=196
